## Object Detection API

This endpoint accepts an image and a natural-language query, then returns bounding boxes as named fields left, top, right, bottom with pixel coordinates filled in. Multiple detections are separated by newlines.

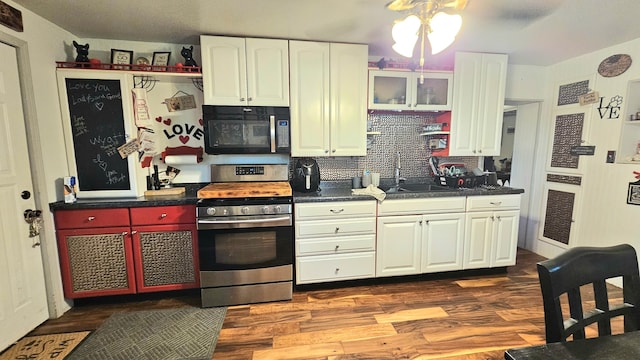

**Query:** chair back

left=537, top=244, right=640, bottom=343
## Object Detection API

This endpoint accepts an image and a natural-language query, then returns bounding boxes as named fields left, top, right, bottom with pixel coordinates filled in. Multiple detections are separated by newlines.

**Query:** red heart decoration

left=179, top=135, right=190, bottom=144
left=199, top=118, right=203, bottom=126
left=163, top=118, right=172, bottom=125
left=155, top=116, right=162, bottom=122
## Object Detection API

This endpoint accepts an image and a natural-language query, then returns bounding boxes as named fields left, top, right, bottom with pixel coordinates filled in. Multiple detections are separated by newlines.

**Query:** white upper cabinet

left=200, top=36, right=289, bottom=106
left=368, top=70, right=453, bottom=111
left=449, top=52, right=508, bottom=156
left=290, top=41, right=368, bottom=157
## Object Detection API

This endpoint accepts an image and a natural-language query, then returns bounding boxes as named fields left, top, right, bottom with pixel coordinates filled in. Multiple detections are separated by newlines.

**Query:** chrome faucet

left=395, top=152, right=401, bottom=186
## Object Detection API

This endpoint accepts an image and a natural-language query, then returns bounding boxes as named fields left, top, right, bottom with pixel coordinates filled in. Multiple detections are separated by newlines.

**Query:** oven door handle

left=197, top=216, right=292, bottom=227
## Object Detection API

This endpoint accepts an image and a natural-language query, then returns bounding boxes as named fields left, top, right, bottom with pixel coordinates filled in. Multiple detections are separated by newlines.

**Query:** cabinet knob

left=496, top=216, right=501, bottom=221
left=335, top=268, right=340, bottom=274
left=335, top=245, right=340, bottom=252
left=335, top=227, right=340, bottom=233
left=478, top=149, right=482, bottom=153
left=160, top=213, right=167, bottom=218
left=121, top=231, right=128, bottom=236
left=325, top=150, right=329, bottom=153
left=87, top=216, right=95, bottom=221
left=240, top=97, right=245, bottom=101
left=489, top=201, right=502, bottom=206
left=131, top=230, right=138, bottom=234
left=329, top=208, right=344, bottom=214
left=247, top=97, right=253, bottom=101
left=332, top=149, right=336, bottom=153
left=491, top=216, right=495, bottom=221
left=472, top=150, right=477, bottom=154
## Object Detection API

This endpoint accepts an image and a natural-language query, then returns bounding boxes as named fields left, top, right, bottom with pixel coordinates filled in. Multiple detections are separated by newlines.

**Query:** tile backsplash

left=303, top=112, right=479, bottom=181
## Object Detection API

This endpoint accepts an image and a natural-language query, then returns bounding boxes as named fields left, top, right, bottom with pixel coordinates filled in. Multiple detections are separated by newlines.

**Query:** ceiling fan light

left=393, top=40, right=418, bottom=57
left=427, top=32, right=456, bottom=55
left=429, top=12, right=462, bottom=37
left=391, top=15, right=421, bottom=58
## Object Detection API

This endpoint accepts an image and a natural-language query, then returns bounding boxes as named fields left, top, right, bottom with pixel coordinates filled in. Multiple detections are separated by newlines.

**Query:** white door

left=421, top=213, right=465, bottom=273
left=0, top=42, right=48, bottom=351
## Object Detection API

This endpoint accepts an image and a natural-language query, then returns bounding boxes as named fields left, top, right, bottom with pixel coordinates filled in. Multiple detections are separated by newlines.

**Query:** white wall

left=530, top=37, right=640, bottom=259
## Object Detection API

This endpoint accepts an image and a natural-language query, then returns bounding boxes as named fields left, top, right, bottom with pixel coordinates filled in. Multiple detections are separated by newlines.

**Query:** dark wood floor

left=29, top=248, right=624, bottom=359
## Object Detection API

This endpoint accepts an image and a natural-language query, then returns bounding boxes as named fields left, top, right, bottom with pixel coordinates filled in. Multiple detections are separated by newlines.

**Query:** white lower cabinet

left=376, top=198, right=466, bottom=277
left=463, top=195, right=521, bottom=269
left=295, top=201, right=376, bottom=284
left=294, top=194, right=521, bottom=284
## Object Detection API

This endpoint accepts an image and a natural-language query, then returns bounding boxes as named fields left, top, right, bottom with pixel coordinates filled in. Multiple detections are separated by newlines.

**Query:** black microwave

left=202, top=105, right=291, bottom=154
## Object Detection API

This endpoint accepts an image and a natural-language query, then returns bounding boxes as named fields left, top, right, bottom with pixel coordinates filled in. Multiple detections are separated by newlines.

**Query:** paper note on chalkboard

left=118, top=138, right=139, bottom=159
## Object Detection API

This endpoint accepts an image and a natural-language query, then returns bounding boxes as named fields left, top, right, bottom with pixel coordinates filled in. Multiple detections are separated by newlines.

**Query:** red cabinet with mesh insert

left=54, top=205, right=198, bottom=298
left=130, top=206, right=199, bottom=293
left=55, top=208, right=136, bottom=298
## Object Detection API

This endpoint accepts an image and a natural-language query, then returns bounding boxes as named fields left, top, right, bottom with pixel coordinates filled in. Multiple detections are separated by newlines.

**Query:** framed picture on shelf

left=152, top=51, right=171, bottom=68
left=110, top=49, right=133, bottom=65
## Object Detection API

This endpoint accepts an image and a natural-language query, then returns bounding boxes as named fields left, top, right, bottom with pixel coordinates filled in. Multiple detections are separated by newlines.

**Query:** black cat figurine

left=72, top=41, right=90, bottom=63
left=181, top=46, right=198, bottom=68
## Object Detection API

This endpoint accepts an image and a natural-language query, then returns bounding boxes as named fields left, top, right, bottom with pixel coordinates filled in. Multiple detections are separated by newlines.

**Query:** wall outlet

left=606, top=150, right=616, bottom=163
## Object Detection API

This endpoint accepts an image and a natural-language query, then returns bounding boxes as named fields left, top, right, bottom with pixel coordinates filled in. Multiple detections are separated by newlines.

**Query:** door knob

left=21, top=190, right=31, bottom=199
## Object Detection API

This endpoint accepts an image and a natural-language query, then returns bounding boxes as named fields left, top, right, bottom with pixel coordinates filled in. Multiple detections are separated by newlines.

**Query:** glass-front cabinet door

left=413, top=72, right=452, bottom=111
left=368, top=70, right=452, bottom=111
left=368, top=71, right=409, bottom=110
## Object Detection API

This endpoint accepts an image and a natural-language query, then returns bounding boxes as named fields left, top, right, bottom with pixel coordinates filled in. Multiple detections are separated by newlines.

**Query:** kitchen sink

left=383, top=184, right=451, bottom=193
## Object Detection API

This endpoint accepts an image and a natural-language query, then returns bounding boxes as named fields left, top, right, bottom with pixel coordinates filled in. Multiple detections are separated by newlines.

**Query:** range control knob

left=241, top=206, right=250, bottom=215
left=206, top=207, right=216, bottom=216
left=274, top=205, right=281, bottom=214
left=261, top=206, right=271, bottom=214
left=222, top=208, right=229, bottom=216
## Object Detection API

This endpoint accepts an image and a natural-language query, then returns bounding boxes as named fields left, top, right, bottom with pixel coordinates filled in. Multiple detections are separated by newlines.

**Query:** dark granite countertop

left=293, top=179, right=524, bottom=203
left=49, top=179, right=525, bottom=210
left=49, top=183, right=206, bottom=211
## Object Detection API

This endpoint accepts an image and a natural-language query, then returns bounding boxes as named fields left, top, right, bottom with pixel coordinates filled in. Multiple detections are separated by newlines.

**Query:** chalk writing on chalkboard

left=65, top=78, right=131, bottom=191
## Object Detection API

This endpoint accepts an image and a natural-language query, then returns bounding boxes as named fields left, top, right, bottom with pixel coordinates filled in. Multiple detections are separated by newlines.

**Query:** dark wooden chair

left=537, top=244, right=640, bottom=343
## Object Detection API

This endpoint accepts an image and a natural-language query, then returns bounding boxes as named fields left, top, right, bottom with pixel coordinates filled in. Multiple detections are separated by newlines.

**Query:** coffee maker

left=291, top=158, right=320, bottom=192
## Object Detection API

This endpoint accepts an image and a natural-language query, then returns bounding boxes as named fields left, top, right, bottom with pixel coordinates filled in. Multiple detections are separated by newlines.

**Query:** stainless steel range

left=196, top=164, right=293, bottom=307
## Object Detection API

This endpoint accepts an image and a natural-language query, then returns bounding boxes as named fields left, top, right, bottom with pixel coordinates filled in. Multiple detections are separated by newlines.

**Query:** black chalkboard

left=65, top=78, right=131, bottom=191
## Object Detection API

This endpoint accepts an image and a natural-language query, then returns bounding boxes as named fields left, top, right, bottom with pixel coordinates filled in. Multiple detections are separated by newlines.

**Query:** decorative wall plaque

left=598, top=54, right=632, bottom=77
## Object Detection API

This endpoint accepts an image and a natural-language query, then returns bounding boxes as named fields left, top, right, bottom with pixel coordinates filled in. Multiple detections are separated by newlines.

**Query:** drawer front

left=296, top=252, right=375, bottom=284
left=296, top=234, right=376, bottom=256
left=130, top=205, right=196, bottom=225
left=295, top=201, right=376, bottom=220
left=296, top=217, right=376, bottom=238
left=466, top=194, right=521, bottom=212
left=54, top=208, right=130, bottom=229
left=378, top=197, right=466, bottom=216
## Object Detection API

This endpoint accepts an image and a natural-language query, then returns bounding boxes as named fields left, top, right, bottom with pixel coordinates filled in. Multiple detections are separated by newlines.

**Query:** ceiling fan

left=386, top=0, right=469, bottom=13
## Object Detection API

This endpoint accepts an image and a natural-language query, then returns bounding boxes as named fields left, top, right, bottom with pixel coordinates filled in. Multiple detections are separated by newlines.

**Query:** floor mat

left=0, top=331, right=90, bottom=360
left=66, top=306, right=227, bottom=360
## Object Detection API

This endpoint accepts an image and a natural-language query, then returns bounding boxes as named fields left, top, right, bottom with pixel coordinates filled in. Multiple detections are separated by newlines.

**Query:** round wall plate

left=598, top=54, right=632, bottom=77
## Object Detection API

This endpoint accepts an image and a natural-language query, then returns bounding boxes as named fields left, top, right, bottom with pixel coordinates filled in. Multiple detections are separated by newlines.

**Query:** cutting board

left=144, top=187, right=186, bottom=197
left=197, top=182, right=292, bottom=198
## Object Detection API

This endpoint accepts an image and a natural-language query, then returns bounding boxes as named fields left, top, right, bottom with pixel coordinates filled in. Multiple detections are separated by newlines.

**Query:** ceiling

left=12, top=0, right=640, bottom=66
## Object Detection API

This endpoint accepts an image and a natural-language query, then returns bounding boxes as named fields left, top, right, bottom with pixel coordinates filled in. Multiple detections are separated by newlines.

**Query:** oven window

left=215, top=232, right=276, bottom=265
left=198, top=226, right=293, bottom=271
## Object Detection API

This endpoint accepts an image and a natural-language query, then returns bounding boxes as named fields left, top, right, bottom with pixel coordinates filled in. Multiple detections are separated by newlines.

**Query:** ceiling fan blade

left=440, top=0, right=469, bottom=10
left=386, top=0, right=418, bottom=11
